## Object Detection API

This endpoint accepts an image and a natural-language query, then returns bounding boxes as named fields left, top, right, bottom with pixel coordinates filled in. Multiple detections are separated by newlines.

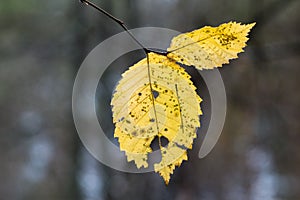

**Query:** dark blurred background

left=1, top=0, right=300, bottom=199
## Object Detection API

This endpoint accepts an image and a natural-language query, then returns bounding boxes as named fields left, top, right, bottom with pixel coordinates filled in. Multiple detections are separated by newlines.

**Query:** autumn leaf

left=111, top=53, right=202, bottom=184
left=111, top=22, right=255, bottom=184
left=167, top=22, right=255, bottom=70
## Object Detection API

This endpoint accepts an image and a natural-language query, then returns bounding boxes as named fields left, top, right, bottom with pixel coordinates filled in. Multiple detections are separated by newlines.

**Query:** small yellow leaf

left=167, top=22, right=255, bottom=70
left=111, top=52, right=202, bottom=184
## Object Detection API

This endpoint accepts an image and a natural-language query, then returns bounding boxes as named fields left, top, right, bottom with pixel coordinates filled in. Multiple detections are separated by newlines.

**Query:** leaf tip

left=245, top=22, right=256, bottom=32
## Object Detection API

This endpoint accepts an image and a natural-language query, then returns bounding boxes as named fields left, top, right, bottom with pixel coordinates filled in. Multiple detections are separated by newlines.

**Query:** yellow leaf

left=111, top=52, right=202, bottom=184
left=111, top=21, right=254, bottom=184
left=167, top=22, right=255, bottom=70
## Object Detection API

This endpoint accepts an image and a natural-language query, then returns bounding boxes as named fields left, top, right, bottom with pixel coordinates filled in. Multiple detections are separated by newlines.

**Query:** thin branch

left=79, top=0, right=148, bottom=54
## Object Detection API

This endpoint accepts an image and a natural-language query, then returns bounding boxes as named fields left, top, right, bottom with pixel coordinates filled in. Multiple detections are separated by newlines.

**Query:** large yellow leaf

left=167, top=22, right=255, bottom=70
left=111, top=52, right=202, bottom=184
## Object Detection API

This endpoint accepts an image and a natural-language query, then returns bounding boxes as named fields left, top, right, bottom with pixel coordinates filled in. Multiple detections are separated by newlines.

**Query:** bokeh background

left=1, top=0, right=300, bottom=199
